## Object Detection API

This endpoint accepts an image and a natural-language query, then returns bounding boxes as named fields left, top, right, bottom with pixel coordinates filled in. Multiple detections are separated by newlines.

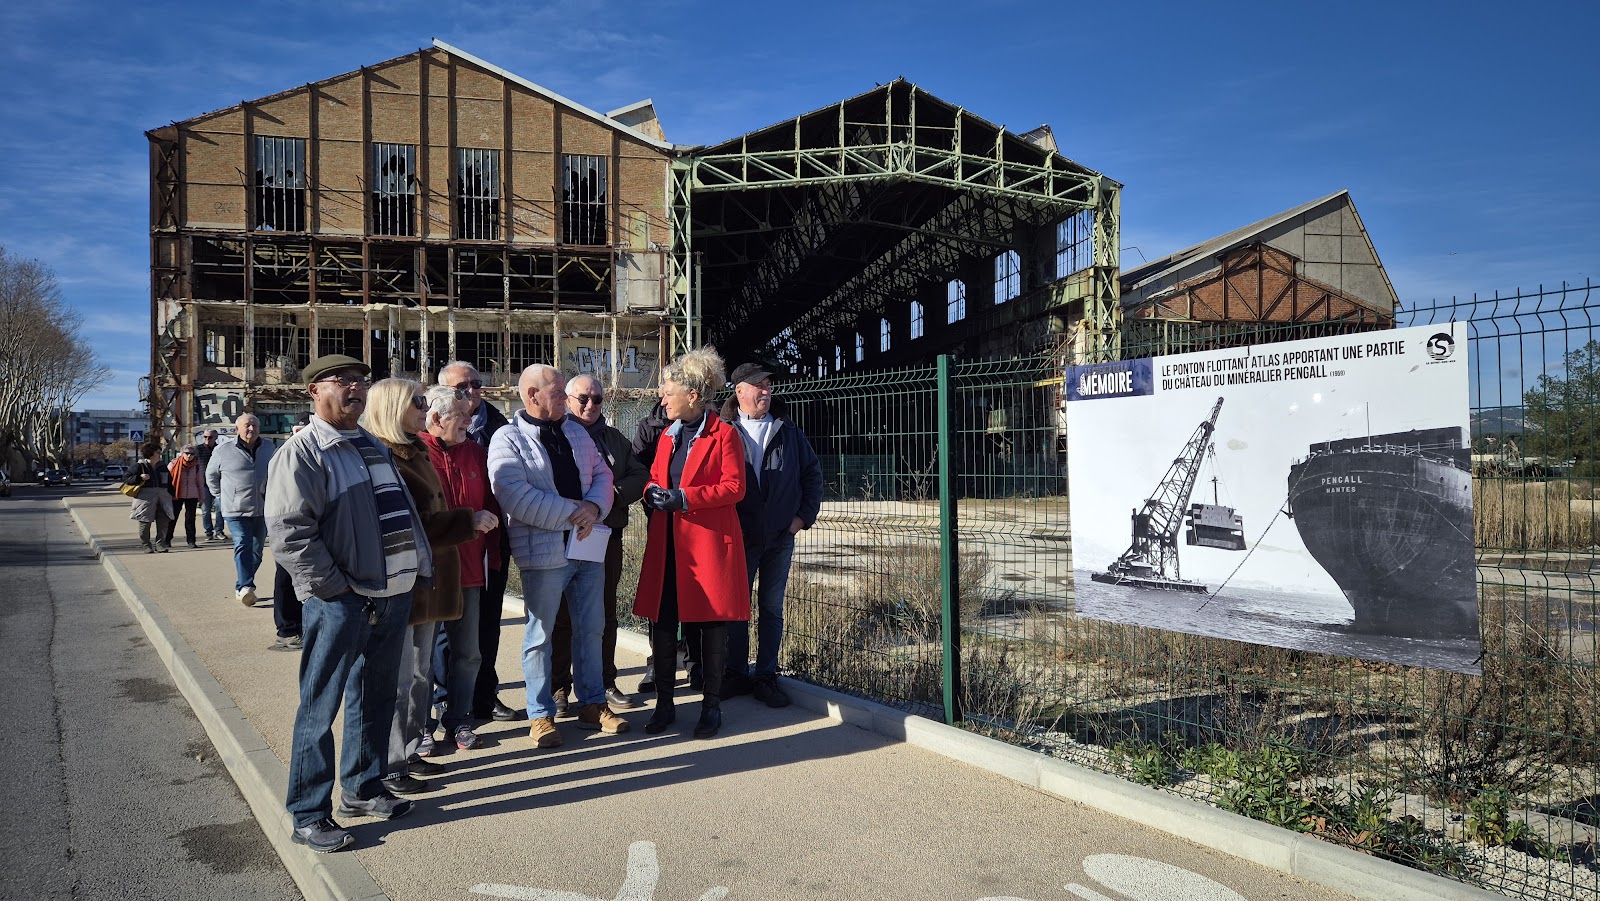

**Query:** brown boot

left=528, top=716, right=563, bottom=748
left=575, top=703, right=630, bottom=734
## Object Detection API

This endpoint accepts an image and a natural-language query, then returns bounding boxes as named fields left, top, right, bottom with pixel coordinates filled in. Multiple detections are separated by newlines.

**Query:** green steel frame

left=665, top=81, right=1123, bottom=365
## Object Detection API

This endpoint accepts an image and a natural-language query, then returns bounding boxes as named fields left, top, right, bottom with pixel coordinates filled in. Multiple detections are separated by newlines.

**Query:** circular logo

left=1427, top=332, right=1456, bottom=360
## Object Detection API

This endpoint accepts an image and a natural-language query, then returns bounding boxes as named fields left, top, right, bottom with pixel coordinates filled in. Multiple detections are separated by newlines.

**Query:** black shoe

left=693, top=705, right=721, bottom=739
left=186, top=540, right=198, bottom=549
left=638, top=676, right=655, bottom=693
left=688, top=663, right=703, bottom=692
left=291, top=818, right=353, bottom=853
left=379, top=773, right=429, bottom=795
left=406, top=757, right=446, bottom=778
left=337, top=791, right=413, bottom=820
left=644, top=700, right=676, bottom=735
left=752, top=676, right=791, bottom=708
left=606, top=686, right=639, bottom=709
left=491, top=700, right=527, bottom=722
left=553, top=687, right=571, bottom=718
left=722, top=672, right=753, bottom=697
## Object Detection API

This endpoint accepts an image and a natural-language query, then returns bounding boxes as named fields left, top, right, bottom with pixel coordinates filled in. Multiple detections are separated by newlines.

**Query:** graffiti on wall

left=566, top=342, right=659, bottom=390
left=194, top=390, right=246, bottom=427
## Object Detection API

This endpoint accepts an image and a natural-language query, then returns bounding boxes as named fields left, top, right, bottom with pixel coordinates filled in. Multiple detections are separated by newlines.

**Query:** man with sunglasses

left=550, top=374, right=649, bottom=713
left=267, top=355, right=433, bottom=853
left=438, top=361, right=525, bottom=724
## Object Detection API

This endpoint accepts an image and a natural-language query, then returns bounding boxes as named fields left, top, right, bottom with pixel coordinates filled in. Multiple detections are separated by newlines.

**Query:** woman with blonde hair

left=363, top=378, right=497, bottom=793
left=633, top=346, right=749, bottom=739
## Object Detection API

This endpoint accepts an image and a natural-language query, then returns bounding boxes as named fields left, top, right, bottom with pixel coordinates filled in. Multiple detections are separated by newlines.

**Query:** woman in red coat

left=633, top=346, right=748, bottom=738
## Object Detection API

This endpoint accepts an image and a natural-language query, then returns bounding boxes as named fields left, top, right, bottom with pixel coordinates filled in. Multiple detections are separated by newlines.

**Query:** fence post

left=937, top=354, right=962, bottom=724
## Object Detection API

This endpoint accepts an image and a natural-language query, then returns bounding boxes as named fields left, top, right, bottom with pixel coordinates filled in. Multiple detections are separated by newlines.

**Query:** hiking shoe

left=529, top=716, right=563, bottom=748
left=291, top=818, right=352, bottom=853
left=605, top=686, right=639, bottom=709
left=237, top=586, right=257, bottom=607
left=378, top=773, right=428, bottom=795
left=553, top=687, right=571, bottom=718
left=575, top=703, right=630, bottom=734
left=454, top=726, right=480, bottom=750
left=752, top=676, right=791, bottom=708
left=337, top=791, right=413, bottom=820
left=268, top=635, right=302, bottom=652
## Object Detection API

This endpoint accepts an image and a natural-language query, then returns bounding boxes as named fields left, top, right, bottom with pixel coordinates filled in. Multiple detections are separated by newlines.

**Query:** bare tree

left=0, top=245, right=111, bottom=472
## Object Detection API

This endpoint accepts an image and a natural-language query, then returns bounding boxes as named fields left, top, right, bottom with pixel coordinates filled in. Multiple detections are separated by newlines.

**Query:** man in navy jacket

left=719, top=363, right=823, bottom=707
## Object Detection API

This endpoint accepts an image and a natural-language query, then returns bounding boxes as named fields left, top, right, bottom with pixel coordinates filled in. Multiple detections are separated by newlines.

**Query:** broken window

left=880, top=317, right=891, bottom=353
left=855, top=331, right=865, bottom=363
left=910, top=300, right=925, bottom=339
left=253, top=136, right=306, bottom=231
left=561, top=154, right=607, bottom=246
left=947, top=279, right=967, bottom=323
left=1056, top=210, right=1094, bottom=279
left=456, top=148, right=501, bottom=240
left=204, top=325, right=245, bottom=368
left=253, top=326, right=308, bottom=370
left=508, top=332, right=555, bottom=374
left=372, top=143, right=416, bottom=237
left=995, top=250, right=1021, bottom=304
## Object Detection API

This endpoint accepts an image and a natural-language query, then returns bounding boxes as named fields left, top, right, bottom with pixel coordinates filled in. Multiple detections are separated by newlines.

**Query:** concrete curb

left=64, top=500, right=388, bottom=901
left=615, top=628, right=1498, bottom=901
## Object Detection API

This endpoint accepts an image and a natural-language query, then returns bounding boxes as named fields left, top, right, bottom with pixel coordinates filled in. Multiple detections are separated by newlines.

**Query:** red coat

left=419, top=432, right=501, bottom=589
left=633, top=413, right=750, bottom=623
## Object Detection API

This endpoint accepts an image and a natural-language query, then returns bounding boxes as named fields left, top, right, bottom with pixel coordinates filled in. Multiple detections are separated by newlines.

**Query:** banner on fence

left=1066, top=323, right=1480, bottom=673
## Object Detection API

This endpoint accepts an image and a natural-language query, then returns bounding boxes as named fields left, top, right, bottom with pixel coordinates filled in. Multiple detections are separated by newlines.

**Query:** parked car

left=102, top=464, right=129, bottom=481
left=41, top=469, right=71, bottom=487
left=72, top=464, right=98, bottom=479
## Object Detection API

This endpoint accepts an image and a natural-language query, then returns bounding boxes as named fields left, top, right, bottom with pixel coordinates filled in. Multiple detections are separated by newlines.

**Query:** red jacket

left=420, top=432, right=501, bottom=589
left=633, top=414, right=750, bottom=623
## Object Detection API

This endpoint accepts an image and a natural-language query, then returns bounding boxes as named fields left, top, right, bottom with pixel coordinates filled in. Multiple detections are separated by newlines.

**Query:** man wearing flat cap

left=266, top=354, right=434, bottom=853
left=718, top=363, right=823, bottom=708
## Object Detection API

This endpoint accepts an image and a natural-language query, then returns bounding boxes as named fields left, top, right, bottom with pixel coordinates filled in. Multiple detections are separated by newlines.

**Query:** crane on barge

left=1092, top=396, right=1245, bottom=593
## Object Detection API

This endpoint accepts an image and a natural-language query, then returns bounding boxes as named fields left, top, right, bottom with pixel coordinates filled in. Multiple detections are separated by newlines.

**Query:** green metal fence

left=768, top=280, right=1599, bottom=901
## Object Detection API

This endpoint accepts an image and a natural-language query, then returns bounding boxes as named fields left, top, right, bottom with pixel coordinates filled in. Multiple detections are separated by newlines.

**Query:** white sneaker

left=237, top=586, right=257, bottom=607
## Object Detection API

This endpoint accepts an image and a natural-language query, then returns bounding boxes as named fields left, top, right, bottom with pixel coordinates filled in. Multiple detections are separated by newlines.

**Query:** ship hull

left=1287, top=450, right=1477, bottom=639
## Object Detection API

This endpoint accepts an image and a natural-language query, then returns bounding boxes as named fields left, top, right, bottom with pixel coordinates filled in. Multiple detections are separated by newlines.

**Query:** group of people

left=148, top=346, right=819, bottom=855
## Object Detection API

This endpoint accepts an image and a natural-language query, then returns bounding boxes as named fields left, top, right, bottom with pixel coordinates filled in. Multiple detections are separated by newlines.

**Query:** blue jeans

left=520, top=560, right=604, bottom=719
left=729, top=532, right=795, bottom=680
left=201, top=487, right=221, bottom=536
left=226, top=516, right=267, bottom=591
left=286, top=589, right=412, bottom=828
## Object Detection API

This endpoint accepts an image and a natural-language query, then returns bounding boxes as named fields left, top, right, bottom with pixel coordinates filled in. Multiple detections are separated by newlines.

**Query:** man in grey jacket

left=488, top=364, right=625, bottom=748
left=266, top=354, right=433, bottom=854
left=206, top=412, right=275, bottom=609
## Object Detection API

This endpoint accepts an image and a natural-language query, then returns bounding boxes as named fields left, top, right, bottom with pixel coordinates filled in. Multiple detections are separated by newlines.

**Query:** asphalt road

left=0, top=483, right=300, bottom=901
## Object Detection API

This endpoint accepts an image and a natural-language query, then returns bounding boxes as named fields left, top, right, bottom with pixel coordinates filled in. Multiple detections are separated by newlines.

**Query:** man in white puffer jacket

left=488, top=364, right=624, bottom=749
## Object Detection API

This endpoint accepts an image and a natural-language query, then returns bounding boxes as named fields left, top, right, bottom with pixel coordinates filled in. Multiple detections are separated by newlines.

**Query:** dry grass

left=1476, top=477, right=1600, bottom=550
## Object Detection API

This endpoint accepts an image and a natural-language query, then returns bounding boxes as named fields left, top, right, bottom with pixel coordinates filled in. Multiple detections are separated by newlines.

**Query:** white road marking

left=1063, top=883, right=1118, bottom=901
left=1082, top=854, right=1247, bottom=901
left=470, top=841, right=729, bottom=901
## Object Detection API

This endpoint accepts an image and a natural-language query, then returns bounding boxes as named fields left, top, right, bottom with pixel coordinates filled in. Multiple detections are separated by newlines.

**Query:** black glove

left=644, top=486, right=686, bottom=512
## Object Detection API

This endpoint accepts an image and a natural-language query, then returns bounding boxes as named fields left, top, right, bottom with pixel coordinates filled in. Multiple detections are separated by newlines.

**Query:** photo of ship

left=1066, top=323, right=1482, bottom=674
left=1285, top=426, right=1478, bottom=639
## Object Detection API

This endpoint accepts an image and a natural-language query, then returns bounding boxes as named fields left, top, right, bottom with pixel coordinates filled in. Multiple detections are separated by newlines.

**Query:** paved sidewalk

left=64, top=491, right=1489, bottom=901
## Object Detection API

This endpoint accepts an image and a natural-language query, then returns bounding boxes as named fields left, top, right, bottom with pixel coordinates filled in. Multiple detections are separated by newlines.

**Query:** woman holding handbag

left=126, top=441, right=176, bottom=553
left=632, top=346, right=749, bottom=739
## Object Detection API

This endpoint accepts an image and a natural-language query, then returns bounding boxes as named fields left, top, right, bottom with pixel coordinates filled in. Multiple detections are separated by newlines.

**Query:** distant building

left=70, top=410, right=147, bottom=446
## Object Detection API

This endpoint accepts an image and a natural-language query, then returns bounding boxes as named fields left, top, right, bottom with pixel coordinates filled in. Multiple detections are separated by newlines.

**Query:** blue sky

left=1, top=0, right=1595, bottom=412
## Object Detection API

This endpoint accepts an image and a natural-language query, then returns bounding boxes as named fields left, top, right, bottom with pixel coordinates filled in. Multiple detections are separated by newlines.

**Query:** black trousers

left=164, top=498, right=198, bottom=545
left=273, top=563, right=302, bottom=638
left=472, top=559, right=510, bottom=714
left=650, top=528, right=726, bottom=707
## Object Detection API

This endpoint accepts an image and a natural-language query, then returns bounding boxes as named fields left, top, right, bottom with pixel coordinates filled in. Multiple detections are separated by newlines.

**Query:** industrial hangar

left=146, top=39, right=1393, bottom=445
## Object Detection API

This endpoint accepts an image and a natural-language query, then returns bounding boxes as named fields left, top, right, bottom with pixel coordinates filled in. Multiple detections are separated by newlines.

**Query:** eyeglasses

left=453, top=388, right=471, bottom=399
left=452, top=379, right=484, bottom=390
left=411, top=396, right=428, bottom=411
left=573, top=394, right=604, bottom=407
left=317, top=374, right=372, bottom=389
